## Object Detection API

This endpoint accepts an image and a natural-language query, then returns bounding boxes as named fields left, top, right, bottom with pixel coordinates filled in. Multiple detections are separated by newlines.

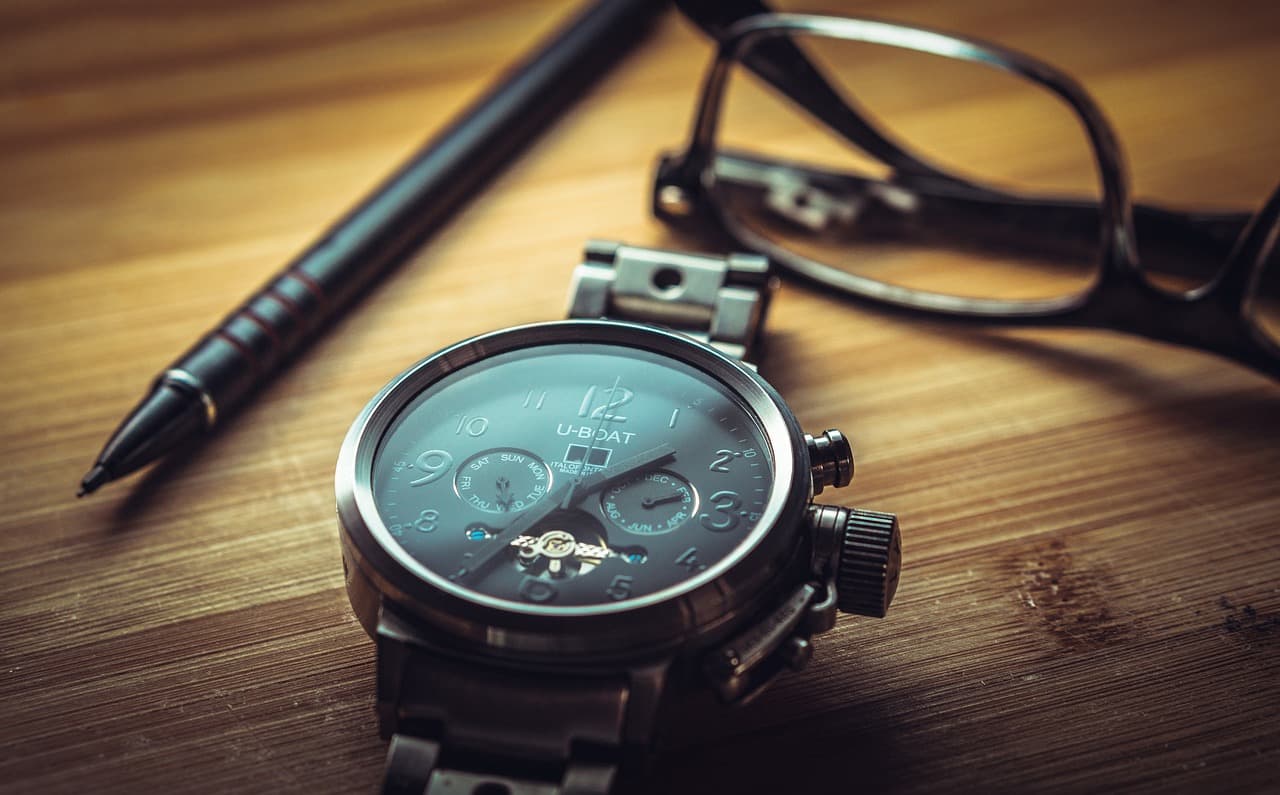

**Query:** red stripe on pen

left=265, top=285, right=304, bottom=324
left=240, top=308, right=281, bottom=354
left=215, top=329, right=260, bottom=373
left=287, top=269, right=327, bottom=306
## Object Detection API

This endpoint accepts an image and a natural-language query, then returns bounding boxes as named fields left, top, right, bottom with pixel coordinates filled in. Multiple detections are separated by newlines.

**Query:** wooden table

left=3, top=1, right=1277, bottom=792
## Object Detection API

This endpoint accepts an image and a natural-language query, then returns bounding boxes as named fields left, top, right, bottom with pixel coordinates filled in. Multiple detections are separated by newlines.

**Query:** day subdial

left=453, top=448, right=551, bottom=513
left=601, top=469, right=698, bottom=535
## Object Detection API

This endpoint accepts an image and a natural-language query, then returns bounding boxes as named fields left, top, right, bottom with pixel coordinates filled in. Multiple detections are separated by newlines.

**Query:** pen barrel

left=168, top=0, right=666, bottom=418
left=83, top=0, right=666, bottom=494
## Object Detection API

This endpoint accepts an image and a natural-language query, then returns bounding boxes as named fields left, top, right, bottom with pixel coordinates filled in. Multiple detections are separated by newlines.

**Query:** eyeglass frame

left=653, top=11, right=1280, bottom=380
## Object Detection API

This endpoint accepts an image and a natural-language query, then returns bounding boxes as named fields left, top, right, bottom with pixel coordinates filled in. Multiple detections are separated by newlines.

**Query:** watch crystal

left=371, top=343, right=775, bottom=609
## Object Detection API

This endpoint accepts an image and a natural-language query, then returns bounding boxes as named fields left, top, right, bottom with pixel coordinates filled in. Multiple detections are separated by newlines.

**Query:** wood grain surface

left=2, top=1, right=1278, bottom=792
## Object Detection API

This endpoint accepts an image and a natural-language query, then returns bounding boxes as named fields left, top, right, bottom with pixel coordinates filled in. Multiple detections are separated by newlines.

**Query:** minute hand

left=451, top=443, right=676, bottom=584
left=559, top=442, right=677, bottom=509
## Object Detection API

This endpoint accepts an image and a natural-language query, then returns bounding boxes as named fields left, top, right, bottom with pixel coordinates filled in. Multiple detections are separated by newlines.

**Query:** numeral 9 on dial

left=410, top=450, right=453, bottom=486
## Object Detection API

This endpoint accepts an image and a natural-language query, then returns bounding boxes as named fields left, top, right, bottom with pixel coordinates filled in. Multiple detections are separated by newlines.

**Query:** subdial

left=509, top=510, right=612, bottom=581
left=454, top=448, right=551, bottom=513
left=600, top=469, right=698, bottom=535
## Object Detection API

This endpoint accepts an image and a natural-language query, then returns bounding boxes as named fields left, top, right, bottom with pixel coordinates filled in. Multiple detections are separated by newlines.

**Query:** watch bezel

left=336, top=320, right=811, bottom=658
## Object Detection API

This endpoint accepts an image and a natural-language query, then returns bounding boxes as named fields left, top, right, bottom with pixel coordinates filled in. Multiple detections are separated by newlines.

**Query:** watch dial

left=371, top=343, right=776, bottom=609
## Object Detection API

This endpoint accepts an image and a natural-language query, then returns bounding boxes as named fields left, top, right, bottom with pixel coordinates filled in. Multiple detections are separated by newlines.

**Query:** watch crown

left=836, top=508, right=902, bottom=618
left=806, top=429, right=854, bottom=494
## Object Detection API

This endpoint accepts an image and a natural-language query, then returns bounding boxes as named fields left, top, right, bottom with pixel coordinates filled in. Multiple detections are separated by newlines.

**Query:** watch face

left=366, top=340, right=778, bottom=612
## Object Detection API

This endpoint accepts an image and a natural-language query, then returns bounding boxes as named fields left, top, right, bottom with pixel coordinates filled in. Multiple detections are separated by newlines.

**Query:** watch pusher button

left=806, top=429, right=854, bottom=495
left=806, top=505, right=902, bottom=618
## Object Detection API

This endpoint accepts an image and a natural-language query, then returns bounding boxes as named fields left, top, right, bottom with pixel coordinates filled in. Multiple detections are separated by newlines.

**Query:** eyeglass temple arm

left=1208, top=180, right=1280, bottom=310
left=688, top=151, right=1249, bottom=284
left=673, top=0, right=944, bottom=180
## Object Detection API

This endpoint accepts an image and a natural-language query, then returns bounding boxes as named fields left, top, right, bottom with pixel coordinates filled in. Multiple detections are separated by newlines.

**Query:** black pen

left=78, top=0, right=668, bottom=497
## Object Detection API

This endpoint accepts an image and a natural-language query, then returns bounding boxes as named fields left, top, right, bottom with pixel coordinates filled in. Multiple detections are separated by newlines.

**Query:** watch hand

left=494, top=476, right=514, bottom=511
left=568, top=442, right=677, bottom=506
left=452, top=442, right=677, bottom=584
left=641, top=492, right=684, bottom=509
left=449, top=493, right=564, bottom=582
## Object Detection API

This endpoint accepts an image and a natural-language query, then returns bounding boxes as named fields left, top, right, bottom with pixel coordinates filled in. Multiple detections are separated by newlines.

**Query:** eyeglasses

left=654, top=9, right=1280, bottom=380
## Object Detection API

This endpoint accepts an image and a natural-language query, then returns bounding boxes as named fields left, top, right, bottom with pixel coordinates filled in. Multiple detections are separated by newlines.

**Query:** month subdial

left=453, top=448, right=552, bottom=514
left=601, top=469, right=698, bottom=535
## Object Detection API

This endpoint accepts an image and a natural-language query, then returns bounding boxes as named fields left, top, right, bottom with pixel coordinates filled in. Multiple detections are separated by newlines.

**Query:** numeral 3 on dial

left=698, top=490, right=743, bottom=532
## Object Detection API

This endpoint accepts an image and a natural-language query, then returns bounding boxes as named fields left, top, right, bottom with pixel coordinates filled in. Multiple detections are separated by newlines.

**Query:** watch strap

left=567, top=240, right=775, bottom=363
left=376, top=609, right=641, bottom=795
left=384, top=736, right=615, bottom=795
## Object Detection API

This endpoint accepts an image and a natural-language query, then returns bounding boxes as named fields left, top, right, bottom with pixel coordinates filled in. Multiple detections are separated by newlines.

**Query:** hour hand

left=642, top=491, right=684, bottom=509
left=452, top=443, right=676, bottom=585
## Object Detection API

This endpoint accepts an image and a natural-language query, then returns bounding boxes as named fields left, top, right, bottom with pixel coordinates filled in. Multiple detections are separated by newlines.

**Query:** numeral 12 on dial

left=578, top=385, right=633, bottom=422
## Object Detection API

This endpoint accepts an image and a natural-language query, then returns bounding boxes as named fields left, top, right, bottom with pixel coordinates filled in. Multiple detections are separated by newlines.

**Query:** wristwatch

left=335, top=241, right=902, bottom=794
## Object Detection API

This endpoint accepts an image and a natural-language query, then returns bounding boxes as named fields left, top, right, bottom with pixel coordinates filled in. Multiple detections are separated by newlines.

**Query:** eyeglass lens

left=712, top=32, right=1103, bottom=303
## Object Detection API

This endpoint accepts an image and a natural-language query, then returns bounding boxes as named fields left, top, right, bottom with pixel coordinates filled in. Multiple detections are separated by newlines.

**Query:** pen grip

left=171, top=269, right=328, bottom=410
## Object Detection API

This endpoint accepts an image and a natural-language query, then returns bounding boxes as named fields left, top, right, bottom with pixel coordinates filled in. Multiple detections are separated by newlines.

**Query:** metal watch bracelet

left=568, top=240, right=775, bottom=364
left=378, top=242, right=776, bottom=794
left=379, top=606, right=631, bottom=795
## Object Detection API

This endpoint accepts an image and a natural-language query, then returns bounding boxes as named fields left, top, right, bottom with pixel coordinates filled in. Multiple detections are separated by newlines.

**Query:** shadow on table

left=98, top=424, right=222, bottom=532
left=960, top=329, right=1279, bottom=436
left=761, top=317, right=1278, bottom=445
left=637, top=693, right=905, bottom=795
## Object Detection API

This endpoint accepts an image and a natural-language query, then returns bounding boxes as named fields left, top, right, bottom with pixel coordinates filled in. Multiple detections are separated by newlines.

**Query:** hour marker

left=668, top=408, right=680, bottom=428
left=455, top=415, right=489, bottom=436
left=605, top=574, right=633, bottom=601
left=578, top=380, right=632, bottom=422
left=676, top=547, right=706, bottom=572
left=518, top=576, right=557, bottom=603
left=523, top=389, right=547, bottom=410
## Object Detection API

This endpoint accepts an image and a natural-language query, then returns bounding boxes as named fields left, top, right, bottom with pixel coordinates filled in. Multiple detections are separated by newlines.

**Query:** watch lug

left=620, top=658, right=670, bottom=753
left=374, top=604, right=427, bottom=740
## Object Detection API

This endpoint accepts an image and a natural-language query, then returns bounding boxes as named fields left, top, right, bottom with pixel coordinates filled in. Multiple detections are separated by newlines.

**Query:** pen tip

left=77, top=464, right=110, bottom=498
